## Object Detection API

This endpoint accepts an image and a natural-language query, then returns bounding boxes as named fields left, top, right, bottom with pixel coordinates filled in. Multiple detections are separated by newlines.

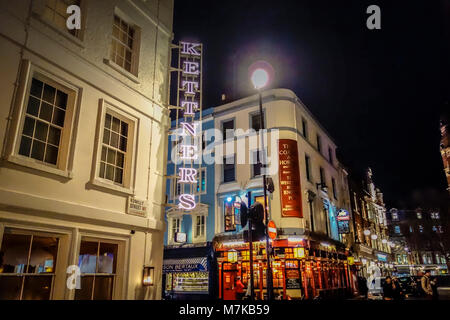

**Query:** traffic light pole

left=248, top=217, right=255, bottom=300
left=258, top=90, right=273, bottom=300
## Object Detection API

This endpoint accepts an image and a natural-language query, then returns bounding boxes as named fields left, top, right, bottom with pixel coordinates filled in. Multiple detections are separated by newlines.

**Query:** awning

left=163, top=257, right=208, bottom=273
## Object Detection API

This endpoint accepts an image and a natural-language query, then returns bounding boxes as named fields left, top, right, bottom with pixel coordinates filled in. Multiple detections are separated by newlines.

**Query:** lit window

left=41, top=0, right=82, bottom=38
left=392, top=212, right=398, bottom=220
left=419, top=225, right=424, bottom=233
left=432, top=225, right=437, bottom=232
left=224, top=201, right=236, bottom=232
left=431, top=212, right=440, bottom=219
left=75, top=240, right=118, bottom=300
left=416, top=212, right=422, bottom=219
left=0, top=230, right=59, bottom=300
left=394, top=225, right=401, bottom=234
left=99, top=113, right=129, bottom=185
left=196, top=167, right=207, bottom=194
left=110, top=15, right=139, bottom=74
left=409, top=225, right=413, bottom=233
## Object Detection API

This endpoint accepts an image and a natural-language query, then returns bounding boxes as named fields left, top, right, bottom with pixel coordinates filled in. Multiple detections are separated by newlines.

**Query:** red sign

left=278, top=139, right=303, bottom=218
left=267, top=220, right=277, bottom=240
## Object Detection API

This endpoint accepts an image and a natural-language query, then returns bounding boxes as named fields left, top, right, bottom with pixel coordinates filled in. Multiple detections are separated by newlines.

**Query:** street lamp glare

left=251, top=68, right=269, bottom=90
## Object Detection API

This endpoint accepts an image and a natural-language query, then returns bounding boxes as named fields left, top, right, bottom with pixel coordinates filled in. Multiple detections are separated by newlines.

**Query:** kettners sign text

left=176, top=41, right=203, bottom=211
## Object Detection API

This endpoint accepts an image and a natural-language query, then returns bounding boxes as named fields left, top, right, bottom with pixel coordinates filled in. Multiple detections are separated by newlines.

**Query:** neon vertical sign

left=173, top=41, right=203, bottom=211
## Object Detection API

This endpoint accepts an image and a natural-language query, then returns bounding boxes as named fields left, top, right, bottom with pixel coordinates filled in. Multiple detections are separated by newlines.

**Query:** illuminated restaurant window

left=224, top=201, right=236, bottom=232
left=0, top=230, right=59, bottom=300
left=75, top=240, right=118, bottom=300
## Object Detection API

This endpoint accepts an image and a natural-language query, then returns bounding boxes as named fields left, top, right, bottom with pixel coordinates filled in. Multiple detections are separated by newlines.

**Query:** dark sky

left=172, top=0, right=450, bottom=207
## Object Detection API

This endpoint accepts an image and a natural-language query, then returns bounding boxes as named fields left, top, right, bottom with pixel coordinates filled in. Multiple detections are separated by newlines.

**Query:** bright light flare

left=251, top=68, right=269, bottom=89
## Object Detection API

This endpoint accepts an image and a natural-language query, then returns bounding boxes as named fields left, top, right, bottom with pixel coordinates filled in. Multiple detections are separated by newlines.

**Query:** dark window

left=305, top=154, right=311, bottom=181
left=332, top=178, right=337, bottom=199
left=222, top=119, right=234, bottom=140
left=319, top=167, right=325, bottom=185
left=302, top=118, right=308, bottom=139
left=252, top=150, right=262, bottom=177
left=251, top=112, right=264, bottom=131
left=223, top=156, right=235, bottom=182
left=316, top=134, right=322, bottom=153
left=328, top=147, right=333, bottom=164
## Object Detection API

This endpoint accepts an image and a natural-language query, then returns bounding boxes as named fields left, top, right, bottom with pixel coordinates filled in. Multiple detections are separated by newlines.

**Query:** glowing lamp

left=363, top=230, right=371, bottom=236
left=142, top=266, right=154, bottom=286
left=371, top=234, right=378, bottom=240
left=251, top=68, right=269, bottom=90
left=226, top=196, right=233, bottom=202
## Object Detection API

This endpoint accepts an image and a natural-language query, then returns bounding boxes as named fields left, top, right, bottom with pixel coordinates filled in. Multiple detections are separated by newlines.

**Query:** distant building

left=440, top=114, right=450, bottom=193
left=386, top=208, right=449, bottom=275
left=348, top=169, right=393, bottom=277
left=0, top=0, right=173, bottom=300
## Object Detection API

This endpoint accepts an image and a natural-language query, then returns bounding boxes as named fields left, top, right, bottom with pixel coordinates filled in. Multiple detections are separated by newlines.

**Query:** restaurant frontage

left=213, top=232, right=356, bottom=300
left=162, top=243, right=217, bottom=300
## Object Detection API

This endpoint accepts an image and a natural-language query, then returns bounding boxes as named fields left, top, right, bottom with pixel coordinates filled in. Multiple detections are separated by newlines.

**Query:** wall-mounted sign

left=278, top=139, right=303, bottom=218
left=285, top=269, right=301, bottom=289
left=337, top=209, right=350, bottom=234
left=172, top=41, right=203, bottom=212
left=127, top=197, right=148, bottom=217
left=175, top=232, right=187, bottom=243
left=377, top=253, right=387, bottom=262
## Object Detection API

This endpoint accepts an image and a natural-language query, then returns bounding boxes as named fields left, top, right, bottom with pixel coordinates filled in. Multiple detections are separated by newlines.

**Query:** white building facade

left=212, top=89, right=355, bottom=299
left=0, top=0, right=173, bottom=300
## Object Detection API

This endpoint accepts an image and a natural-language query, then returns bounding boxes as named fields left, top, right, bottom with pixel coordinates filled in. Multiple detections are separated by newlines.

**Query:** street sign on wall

left=278, top=139, right=303, bottom=218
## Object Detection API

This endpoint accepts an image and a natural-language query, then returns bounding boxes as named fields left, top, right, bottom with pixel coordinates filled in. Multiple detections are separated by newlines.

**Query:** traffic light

left=244, top=202, right=266, bottom=242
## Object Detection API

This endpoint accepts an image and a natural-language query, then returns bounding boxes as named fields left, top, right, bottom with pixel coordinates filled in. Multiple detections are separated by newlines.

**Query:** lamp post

left=250, top=66, right=273, bottom=300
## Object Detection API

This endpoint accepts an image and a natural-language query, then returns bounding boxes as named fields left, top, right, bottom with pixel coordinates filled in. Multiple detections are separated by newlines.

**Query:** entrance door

left=222, top=263, right=237, bottom=300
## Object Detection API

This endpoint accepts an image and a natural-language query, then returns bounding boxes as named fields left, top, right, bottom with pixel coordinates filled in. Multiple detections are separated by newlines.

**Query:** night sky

left=172, top=0, right=450, bottom=208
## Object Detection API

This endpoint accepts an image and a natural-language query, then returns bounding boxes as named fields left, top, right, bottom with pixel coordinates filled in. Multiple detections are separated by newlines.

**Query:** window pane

left=93, top=276, right=114, bottom=300
left=39, top=102, right=53, bottom=122
left=23, top=117, right=35, bottom=137
left=78, top=241, right=98, bottom=274
left=103, top=128, right=110, bottom=145
left=30, top=78, right=43, bottom=98
left=29, top=236, right=58, bottom=274
left=27, top=97, right=40, bottom=116
left=74, top=276, right=94, bottom=300
left=35, top=121, right=49, bottom=142
left=52, top=108, right=65, bottom=127
left=120, top=122, right=128, bottom=137
left=22, top=276, right=52, bottom=300
left=98, top=243, right=117, bottom=274
left=106, top=149, right=115, bottom=165
left=116, top=152, right=124, bottom=168
left=0, top=233, right=32, bottom=274
left=19, top=136, right=32, bottom=157
left=47, top=126, right=61, bottom=146
left=99, top=162, right=106, bottom=178
left=119, top=136, right=127, bottom=152
left=105, top=165, right=114, bottom=181
left=55, top=90, right=67, bottom=109
left=114, top=168, right=123, bottom=184
left=112, top=117, right=120, bottom=133
left=0, top=276, right=22, bottom=300
left=110, top=132, right=119, bottom=148
left=42, top=84, right=56, bottom=104
left=31, top=140, right=45, bottom=161
left=105, top=114, right=112, bottom=129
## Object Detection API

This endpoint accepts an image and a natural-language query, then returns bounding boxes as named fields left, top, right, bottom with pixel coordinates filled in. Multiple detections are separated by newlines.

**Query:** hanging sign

left=173, top=41, right=203, bottom=212
left=267, top=220, right=277, bottom=240
left=278, top=139, right=303, bottom=218
left=337, top=209, right=350, bottom=234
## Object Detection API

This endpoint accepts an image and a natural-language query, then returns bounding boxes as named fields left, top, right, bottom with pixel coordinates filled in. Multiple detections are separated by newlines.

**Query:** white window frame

left=90, top=99, right=137, bottom=195
left=4, top=60, right=78, bottom=179
left=167, top=215, right=183, bottom=245
left=104, top=8, right=141, bottom=79
left=192, top=214, right=206, bottom=243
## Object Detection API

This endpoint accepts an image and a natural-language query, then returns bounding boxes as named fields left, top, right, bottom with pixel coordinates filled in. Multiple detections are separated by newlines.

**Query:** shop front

left=162, top=244, right=215, bottom=300
left=214, top=234, right=354, bottom=300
